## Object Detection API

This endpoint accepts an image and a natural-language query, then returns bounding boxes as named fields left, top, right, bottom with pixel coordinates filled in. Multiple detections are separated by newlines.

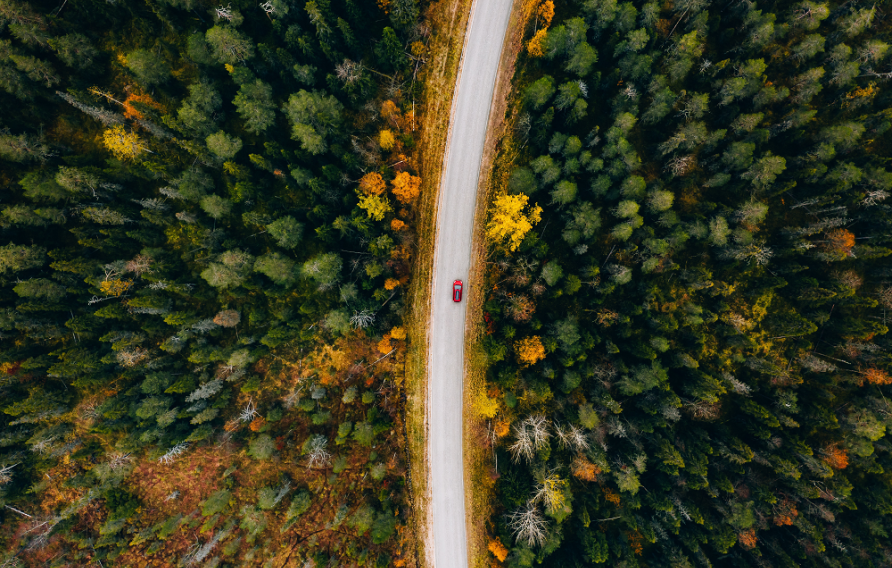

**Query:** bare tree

left=509, top=416, right=550, bottom=463
left=107, top=453, right=132, bottom=470
left=862, top=189, right=889, bottom=207
left=335, top=59, right=363, bottom=85
left=507, top=503, right=548, bottom=547
left=159, top=442, right=189, bottom=465
left=215, top=4, right=234, bottom=20
left=239, top=400, right=258, bottom=422
left=305, top=435, right=331, bottom=468
left=350, top=310, right=375, bottom=329
left=0, top=463, right=18, bottom=486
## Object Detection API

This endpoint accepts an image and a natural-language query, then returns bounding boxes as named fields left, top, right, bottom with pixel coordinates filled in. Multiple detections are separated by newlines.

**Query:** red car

left=452, top=280, right=463, bottom=302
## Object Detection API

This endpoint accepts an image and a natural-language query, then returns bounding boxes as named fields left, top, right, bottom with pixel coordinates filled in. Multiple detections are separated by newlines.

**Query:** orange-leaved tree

left=515, top=335, right=545, bottom=366
left=821, top=444, right=849, bottom=469
left=823, top=228, right=855, bottom=257
left=862, top=367, right=892, bottom=385
left=391, top=172, right=421, bottom=203
left=359, top=172, right=387, bottom=195
left=487, top=193, right=542, bottom=251
left=122, top=93, right=162, bottom=120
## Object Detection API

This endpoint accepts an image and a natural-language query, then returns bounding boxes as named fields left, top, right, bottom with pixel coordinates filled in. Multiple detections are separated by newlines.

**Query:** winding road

left=428, top=0, right=514, bottom=567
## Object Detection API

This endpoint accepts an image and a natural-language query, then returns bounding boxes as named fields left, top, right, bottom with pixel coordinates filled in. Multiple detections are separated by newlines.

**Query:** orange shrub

left=488, top=538, right=509, bottom=562
left=377, top=335, right=393, bottom=354
left=390, top=218, right=406, bottom=231
left=249, top=416, right=265, bottom=432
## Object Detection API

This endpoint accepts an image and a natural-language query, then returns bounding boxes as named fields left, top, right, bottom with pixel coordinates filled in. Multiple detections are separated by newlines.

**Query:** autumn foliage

left=537, top=0, right=554, bottom=26
left=515, top=335, right=546, bottom=366
left=821, top=445, right=849, bottom=470
left=99, top=278, right=133, bottom=296
left=773, top=499, right=799, bottom=526
left=738, top=529, right=758, bottom=549
left=359, top=172, right=387, bottom=195
left=391, top=172, right=421, bottom=203
left=486, top=193, right=542, bottom=251
left=824, top=229, right=856, bottom=256
left=379, top=128, right=395, bottom=150
left=122, top=93, right=162, bottom=120
left=103, top=125, right=146, bottom=160
left=527, top=29, right=547, bottom=57
left=488, top=538, right=509, bottom=562
left=571, top=455, right=601, bottom=481
left=862, top=368, right=892, bottom=385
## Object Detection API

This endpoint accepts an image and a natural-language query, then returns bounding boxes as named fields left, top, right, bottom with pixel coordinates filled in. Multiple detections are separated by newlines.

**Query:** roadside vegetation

left=481, top=0, right=892, bottom=565
left=0, top=0, right=431, bottom=565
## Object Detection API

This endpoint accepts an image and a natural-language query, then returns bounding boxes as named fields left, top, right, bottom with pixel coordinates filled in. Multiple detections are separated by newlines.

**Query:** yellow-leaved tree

left=527, top=28, right=547, bottom=57
left=515, top=335, right=546, bottom=366
left=356, top=191, right=392, bottom=221
left=537, top=0, right=555, bottom=26
left=391, top=171, right=421, bottom=203
left=359, top=172, right=387, bottom=195
left=379, top=128, right=395, bottom=150
left=103, top=125, right=146, bottom=160
left=486, top=193, right=542, bottom=251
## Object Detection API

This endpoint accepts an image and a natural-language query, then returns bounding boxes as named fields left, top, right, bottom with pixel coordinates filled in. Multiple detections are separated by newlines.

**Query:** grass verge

left=463, top=1, right=539, bottom=566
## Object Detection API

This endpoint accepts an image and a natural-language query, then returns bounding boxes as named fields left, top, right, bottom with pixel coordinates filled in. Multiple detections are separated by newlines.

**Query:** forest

left=482, top=0, right=892, bottom=566
left=0, top=0, right=428, bottom=565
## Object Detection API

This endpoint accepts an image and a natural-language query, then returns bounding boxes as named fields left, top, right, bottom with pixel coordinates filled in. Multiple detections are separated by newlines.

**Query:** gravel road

left=428, top=0, right=513, bottom=566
